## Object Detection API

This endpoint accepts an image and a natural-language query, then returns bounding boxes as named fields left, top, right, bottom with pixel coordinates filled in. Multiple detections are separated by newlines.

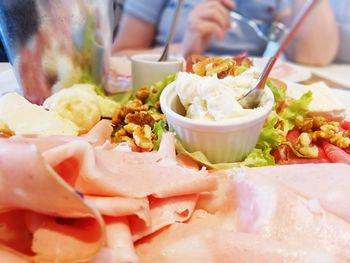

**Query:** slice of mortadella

left=245, top=163, right=350, bottom=223
left=43, top=133, right=217, bottom=198
left=231, top=170, right=350, bottom=260
left=0, top=140, right=105, bottom=262
left=6, top=119, right=114, bottom=152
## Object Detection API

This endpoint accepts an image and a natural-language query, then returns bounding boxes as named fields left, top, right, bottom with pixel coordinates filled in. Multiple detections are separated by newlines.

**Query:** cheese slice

left=0, top=93, right=79, bottom=136
left=286, top=81, right=346, bottom=121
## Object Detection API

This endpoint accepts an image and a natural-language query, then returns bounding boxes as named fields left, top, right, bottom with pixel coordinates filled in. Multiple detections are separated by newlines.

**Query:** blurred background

left=0, top=0, right=125, bottom=63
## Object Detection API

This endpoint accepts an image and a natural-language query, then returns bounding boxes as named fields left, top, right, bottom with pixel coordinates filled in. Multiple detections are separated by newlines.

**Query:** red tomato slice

left=286, top=130, right=300, bottom=146
left=232, top=52, right=248, bottom=65
left=345, top=148, right=350, bottom=155
left=322, top=140, right=350, bottom=164
left=272, top=144, right=329, bottom=165
left=279, top=158, right=330, bottom=165
left=341, top=120, right=350, bottom=131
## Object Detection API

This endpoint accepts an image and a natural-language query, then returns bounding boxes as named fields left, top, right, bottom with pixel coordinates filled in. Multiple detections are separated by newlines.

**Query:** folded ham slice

left=137, top=165, right=350, bottom=262
left=6, top=119, right=113, bottom=152
left=130, top=194, right=198, bottom=241
left=3, top=118, right=350, bottom=262
left=136, top=210, right=343, bottom=263
left=0, top=141, right=105, bottom=262
left=231, top=171, right=350, bottom=259
left=247, top=163, right=350, bottom=223
left=43, top=133, right=217, bottom=198
left=89, top=217, right=138, bottom=263
left=0, top=131, right=216, bottom=262
left=0, top=246, right=30, bottom=263
left=86, top=196, right=150, bottom=224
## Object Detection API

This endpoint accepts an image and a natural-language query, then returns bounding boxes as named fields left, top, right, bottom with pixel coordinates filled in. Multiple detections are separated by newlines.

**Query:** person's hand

left=180, top=0, right=234, bottom=57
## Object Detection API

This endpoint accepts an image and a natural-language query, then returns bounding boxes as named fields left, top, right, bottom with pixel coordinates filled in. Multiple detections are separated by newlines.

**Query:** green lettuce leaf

left=241, top=147, right=275, bottom=167
left=175, top=140, right=239, bottom=170
left=152, top=120, right=167, bottom=151
left=146, top=73, right=176, bottom=106
left=267, top=79, right=286, bottom=104
left=279, top=90, right=312, bottom=133
left=94, top=85, right=132, bottom=104
left=257, top=112, right=284, bottom=149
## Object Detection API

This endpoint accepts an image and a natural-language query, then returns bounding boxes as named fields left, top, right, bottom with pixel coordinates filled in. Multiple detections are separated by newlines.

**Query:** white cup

left=131, top=54, right=183, bottom=91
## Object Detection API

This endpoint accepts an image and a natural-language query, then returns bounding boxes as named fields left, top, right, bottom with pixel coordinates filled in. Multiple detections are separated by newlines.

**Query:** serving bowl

left=160, top=82, right=275, bottom=163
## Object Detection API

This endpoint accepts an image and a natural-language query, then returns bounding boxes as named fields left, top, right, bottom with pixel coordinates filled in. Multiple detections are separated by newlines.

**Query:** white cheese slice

left=0, top=93, right=79, bottom=136
left=286, top=81, right=346, bottom=121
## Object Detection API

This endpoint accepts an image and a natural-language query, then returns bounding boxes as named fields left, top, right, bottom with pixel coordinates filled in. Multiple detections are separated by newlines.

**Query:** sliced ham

left=0, top=246, right=29, bottom=263
left=247, top=163, right=350, bottom=223
left=231, top=170, right=350, bottom=260
left=31, top=216, right=104, bottom=262
left=7, top=119, right=113, bottom=152
left=43, top=133, right=217, bottom=198
left=130, top=194, right=198, bottom=241
left=81, top=119, right=114, bottom=146
left=0, top=211, right=33, bottom=255
left=3, top=120, right=350, bottom=262
left=0, top=131, right=218, bottom=262
left=0, top=140, right=105, bottom=262
left=136, top=210, right=343, bottom=263
left=86, top=196, right=150, bottom=225
left=88, top=217, right=138, bottom=263
left=0, top=141, right=91, bottom=217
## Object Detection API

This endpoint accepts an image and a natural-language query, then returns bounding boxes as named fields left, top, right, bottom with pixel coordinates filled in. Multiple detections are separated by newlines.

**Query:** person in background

left=113, top=0, right=338, bottom=66
left=0, top=41, right=7, bottom=62
left=329, top=0, right=350, bottom=63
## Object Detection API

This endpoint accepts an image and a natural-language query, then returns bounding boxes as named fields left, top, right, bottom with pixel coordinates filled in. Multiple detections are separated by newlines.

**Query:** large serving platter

left=1, top=60, right=350, bottom=261
left=1, top=65, right=348, bottom=115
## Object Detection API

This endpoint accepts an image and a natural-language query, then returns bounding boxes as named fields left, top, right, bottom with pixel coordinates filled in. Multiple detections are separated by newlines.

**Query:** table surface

left=0, top=61, right=349, bottom=94
left=0, top=63, right=12, bottom=73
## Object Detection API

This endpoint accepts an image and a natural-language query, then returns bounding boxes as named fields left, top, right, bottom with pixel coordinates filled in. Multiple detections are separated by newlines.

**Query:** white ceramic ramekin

left=160, top=82, right=274, bottom=163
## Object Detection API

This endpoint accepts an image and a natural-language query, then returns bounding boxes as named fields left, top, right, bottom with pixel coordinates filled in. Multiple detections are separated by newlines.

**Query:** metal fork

left=229, top=11, right=269, bottom=42
left=238, top=0, right=320, bottom=109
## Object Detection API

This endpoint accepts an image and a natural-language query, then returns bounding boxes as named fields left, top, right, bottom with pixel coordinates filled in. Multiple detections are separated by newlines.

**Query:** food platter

left=1, top=66, right=348, bottom=114
left=253, top=56, right=312, bottom=83
left=1, top=57, right=350, bottom=262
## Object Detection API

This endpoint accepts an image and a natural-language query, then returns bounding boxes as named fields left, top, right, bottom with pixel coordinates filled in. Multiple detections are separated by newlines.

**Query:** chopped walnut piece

left=330, top=132, right=350, bottom=148
left=295, top=116, right=313, bottom=132
left=133, top=124, right=153, bottom=151
left=135, top=87, right=150, bottom=102
left=149, top=108, right=166, bottom=122
left=312, top=116, right=328, bottom=130
left=112, top=127, right=134, bottom=144
left=124, top=123, right=140, bottom=134
left=124, top=99, right=149, bottom=114
left=125, top=111, right=155, bottom=128
left=295, top=132, right=318, bottom=158
left=112, top=99, right=149, bottom=125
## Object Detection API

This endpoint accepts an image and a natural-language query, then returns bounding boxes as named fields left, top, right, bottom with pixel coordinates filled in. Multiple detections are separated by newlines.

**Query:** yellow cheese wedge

left=0, top=93, right=79, bottom=136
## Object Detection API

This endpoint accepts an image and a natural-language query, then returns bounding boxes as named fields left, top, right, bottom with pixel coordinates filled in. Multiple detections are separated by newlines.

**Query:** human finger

left=194, top=2, right=231, bottom=28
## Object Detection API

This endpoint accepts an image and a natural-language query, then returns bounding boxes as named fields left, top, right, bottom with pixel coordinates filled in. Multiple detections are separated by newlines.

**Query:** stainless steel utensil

left=238, top=0, right=320, bottom=109
left=229, top=11, right=269, bottom=42
left=158, top=0, right=184, bottom=62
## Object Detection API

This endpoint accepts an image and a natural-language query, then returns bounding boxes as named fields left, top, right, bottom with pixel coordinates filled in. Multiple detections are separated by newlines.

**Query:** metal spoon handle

left=256, top=56, right=277, bottom=89
left=158, top=0, right=184, bottom=61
